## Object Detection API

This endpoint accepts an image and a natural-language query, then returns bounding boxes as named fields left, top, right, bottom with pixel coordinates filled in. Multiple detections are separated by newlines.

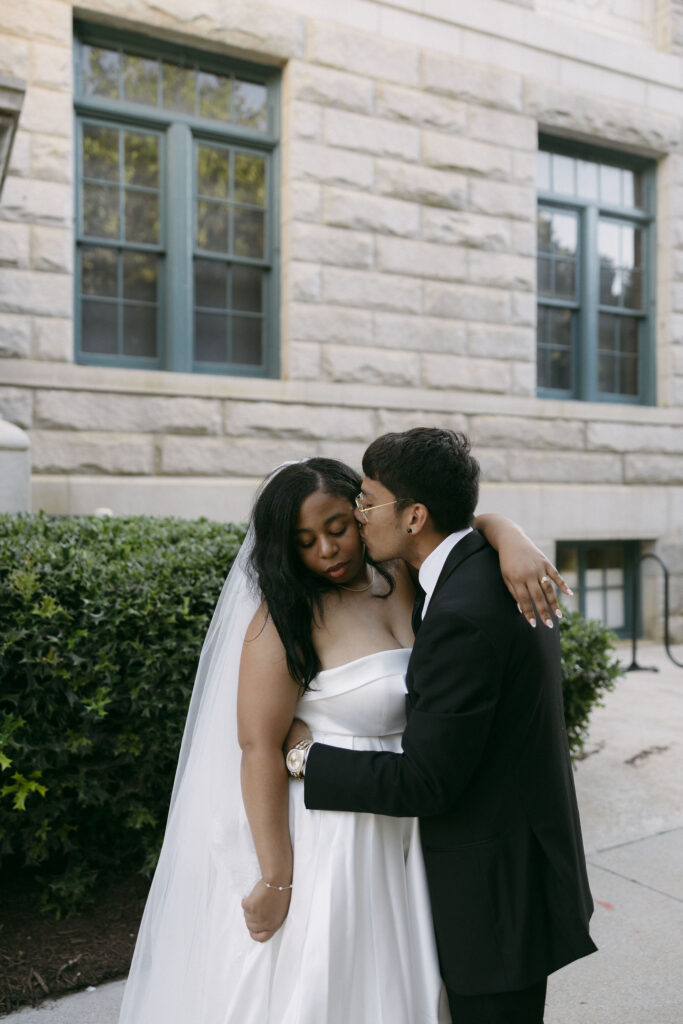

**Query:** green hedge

left=0, top=514, right=621, bottom=916
left=0, top=513, right=245, bottom=916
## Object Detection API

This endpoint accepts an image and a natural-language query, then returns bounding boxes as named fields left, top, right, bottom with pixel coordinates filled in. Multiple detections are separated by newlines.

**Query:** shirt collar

left=418, top=527, right=473, bottom=619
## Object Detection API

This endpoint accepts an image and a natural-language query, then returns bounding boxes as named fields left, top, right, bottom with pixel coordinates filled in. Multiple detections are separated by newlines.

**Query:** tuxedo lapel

left=429, top=529, right=488, bottom=610
left=406, top=530, right=488, bottom=703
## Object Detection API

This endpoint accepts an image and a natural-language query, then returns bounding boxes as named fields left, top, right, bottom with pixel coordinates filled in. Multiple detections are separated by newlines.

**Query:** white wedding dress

left=221, top=647, right=450, bottom=1024
left=120, top=583, right=450, bottom=1023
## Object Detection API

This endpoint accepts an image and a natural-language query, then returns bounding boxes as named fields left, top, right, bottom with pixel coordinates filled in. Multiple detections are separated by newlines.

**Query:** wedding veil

left=119, top=473, right=288, bottom=1023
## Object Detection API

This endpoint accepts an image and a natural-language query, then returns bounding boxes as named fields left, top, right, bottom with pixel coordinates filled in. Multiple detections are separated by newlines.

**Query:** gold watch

left=286, top=739, right=313, bottom=779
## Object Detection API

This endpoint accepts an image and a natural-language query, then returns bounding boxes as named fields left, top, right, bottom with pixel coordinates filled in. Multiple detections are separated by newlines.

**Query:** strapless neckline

left=316, top=647, right=412, bottom=677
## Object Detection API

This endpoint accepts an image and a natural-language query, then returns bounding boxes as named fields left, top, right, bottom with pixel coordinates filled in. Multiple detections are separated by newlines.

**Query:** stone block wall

left=0, top=0, right=682, bottom=637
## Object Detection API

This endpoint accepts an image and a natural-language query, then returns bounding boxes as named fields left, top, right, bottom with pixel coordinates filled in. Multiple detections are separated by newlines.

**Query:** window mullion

left=166, top=121, right=193, bottom=373
left=581, top=204, right=598, bottom=402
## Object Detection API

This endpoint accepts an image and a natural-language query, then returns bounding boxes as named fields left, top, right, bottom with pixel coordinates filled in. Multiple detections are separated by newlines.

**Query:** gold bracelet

left=262, top=879, right=292, bottom=892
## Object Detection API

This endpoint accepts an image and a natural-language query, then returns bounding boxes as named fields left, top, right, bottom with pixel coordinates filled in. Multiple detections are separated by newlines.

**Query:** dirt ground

left=0, top=871, right=149, bottom=1016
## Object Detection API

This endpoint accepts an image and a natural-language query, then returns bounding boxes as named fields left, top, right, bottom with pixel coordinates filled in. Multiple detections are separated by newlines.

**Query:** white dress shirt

left=418, top=527, right=473, bottom=620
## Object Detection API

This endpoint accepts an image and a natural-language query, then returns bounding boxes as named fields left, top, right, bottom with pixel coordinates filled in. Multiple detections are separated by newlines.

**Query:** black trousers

left=445, top=977, right=547, bottom=1024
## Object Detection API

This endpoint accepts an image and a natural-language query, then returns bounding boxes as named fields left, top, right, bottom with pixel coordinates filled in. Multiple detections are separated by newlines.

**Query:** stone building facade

left=0, top=0, right=682, bottom=639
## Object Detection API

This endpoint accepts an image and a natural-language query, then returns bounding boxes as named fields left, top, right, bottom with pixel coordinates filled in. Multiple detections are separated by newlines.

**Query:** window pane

left=600, top=163, right=621, bottom=204
left=557, top=545, right=578, bottom=589
left=124, top=132, right=159, bottom=188
left=599, top=313, right=618, bottom=352
left=83, top=183, right=119, bottom=238
left=598, top=352, right=617, bottom=394
left=162, top=62, right=196, bottom=114
left=123, top=252, right=157, bottom=302
left=82, top=246, right=118, bottom=297
left=234, top=208, right=264, bottom=258
left=622, top=226, right=635, bottom=268
left=537, top=256, right=552, bottom=297
left=549, top=308, right=572, bottom=347
left=83, top=46, right=119, bottom=99
left=537, top=211, right=553, bottom=254
left=233, top=80, right=267, bottom=130
left=552, top=154, right=574, bottom=195
left=195, top=311, right=228, bottom=362
left=599, top=263, right=620, bottom=306
left=548, top=348, right=571, bottom=390
left=620, top=354, right=638, bottom=396
left=195, top=259, right=227, bottom=308
left=83, top=124, right=119, bottom=182
left=598, top=221, right=620, bottom=265
left=586, top=548, right=603, bottom=572
left=196, top=201, right=228, bottom=252
left=620, top=317, right=638, bottom=354
left=550, top=213, right=577, bottom=256
left=577, top=159, right=598, bottom=200
left=536, top=151, right=550, bottom=191
left=232, top=315, right=262, bottom=364
left=125, top=190, right=159, bottom=244
left=82, top=299, right=118, bottom=353
left=606, top=547, right=623, bottom=572
left=622, top=269, right=642, bottom=309
left=123, top=304, right=157, bottom=357
left=234, top=154, right=266, bottom=206
left=606, top=588, right=625, bottom=629
left=585, top=590, right=604, bottom=620
left=123, top=54, right=159, bottom=105
left=232, top=265, right=262, bottom=312
left=554, top=260, right=575, bottom=299
left=198, top=71, right=231, bottom=121
left=197, top=145, right=230, bottom=198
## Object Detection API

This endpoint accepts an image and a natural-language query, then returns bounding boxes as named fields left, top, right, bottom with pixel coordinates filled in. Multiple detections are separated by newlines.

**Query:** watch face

left=287, top=749, right=304, bottom=774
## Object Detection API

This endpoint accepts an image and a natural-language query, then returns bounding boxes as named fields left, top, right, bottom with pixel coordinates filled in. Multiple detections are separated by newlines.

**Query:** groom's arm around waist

left=304, top=612, right=502, bottom=817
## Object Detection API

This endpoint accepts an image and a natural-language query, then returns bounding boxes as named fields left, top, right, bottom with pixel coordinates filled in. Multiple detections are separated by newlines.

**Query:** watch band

left=286, top=739, right=313, bottom=779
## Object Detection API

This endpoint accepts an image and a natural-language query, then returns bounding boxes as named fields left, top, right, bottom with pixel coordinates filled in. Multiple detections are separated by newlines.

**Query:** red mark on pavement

left=596, top=900, right=614, bottom=910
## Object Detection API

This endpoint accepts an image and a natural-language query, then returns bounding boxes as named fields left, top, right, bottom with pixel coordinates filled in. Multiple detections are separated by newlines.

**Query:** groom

left=287, top=428, right=596, bottom=1023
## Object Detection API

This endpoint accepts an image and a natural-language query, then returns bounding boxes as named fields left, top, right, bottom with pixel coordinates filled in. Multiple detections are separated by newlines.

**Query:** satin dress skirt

left=216, top=648, right=450, bottom=1024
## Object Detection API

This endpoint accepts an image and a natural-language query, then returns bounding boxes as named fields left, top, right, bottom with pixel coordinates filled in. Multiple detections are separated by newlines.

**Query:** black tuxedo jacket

left=304, top=531, right=596, bottom=995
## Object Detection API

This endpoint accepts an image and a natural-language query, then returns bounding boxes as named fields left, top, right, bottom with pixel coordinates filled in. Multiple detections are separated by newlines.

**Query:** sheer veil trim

left=119, top=466, right=297, bottom=1024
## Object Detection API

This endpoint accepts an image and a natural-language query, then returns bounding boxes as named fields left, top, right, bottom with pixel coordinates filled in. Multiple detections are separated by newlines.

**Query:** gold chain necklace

left=340, top=567, right=374, bottom=593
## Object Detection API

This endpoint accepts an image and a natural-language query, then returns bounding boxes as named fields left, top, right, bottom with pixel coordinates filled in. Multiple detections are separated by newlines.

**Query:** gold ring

left=541, top=574, right=551, bottom=584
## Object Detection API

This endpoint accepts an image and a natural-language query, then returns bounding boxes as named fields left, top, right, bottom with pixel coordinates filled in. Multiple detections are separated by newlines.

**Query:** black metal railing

left=627, top=553, right=683, bottom=672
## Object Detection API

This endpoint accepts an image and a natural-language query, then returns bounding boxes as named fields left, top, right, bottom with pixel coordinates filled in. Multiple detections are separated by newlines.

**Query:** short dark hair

left=362, top=428, right=480, bottom=533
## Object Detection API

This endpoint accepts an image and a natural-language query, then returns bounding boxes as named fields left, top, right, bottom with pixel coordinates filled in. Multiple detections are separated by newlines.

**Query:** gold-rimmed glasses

left=354, top=492, right=399, bottom=524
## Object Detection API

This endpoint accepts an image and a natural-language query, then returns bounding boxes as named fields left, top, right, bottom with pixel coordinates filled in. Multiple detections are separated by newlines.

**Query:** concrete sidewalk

left=4, top=642, right=682, bottom=1024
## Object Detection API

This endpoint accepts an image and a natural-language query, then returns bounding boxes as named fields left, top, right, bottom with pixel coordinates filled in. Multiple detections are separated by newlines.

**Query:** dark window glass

left=557, top=541, right=637, bottom=637
left=232, top=315, right=262, bottom=364
left=536, top=145, right=651, bottom=403
left=76, top=31, right=275, bottom=374
left=82, top=299, right=118, bottom=353
left=194, top=312, right=227, bottom=362
left=123, top=305, right=157, bottom=357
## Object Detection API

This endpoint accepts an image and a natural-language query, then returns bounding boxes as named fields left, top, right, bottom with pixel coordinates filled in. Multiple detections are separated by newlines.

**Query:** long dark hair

left=249, top=458, right=394, bottom=690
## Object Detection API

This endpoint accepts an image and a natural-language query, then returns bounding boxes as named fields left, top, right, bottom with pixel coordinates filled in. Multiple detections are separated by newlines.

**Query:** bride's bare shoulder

left=243, top=601, right=285, bottom=655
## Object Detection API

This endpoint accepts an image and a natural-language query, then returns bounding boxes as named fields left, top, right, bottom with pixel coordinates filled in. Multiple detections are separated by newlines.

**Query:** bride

left=119, top=458, right=566, bottom=1024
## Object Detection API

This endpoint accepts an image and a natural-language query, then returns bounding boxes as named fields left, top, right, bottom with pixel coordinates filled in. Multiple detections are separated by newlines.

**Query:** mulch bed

left=0, top=871, right=149, bottom=1016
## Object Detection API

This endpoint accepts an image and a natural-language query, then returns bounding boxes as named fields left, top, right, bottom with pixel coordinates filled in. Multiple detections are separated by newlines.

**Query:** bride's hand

left=498, top=535, right=571, bottom=629
left=241, top=879, right=292, bottom=942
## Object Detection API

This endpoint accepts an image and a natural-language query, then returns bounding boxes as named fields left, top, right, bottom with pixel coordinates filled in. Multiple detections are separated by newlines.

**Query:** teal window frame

left=556, top=539, right=639, bottom=638
left=73, top=21, right=281, bottom=377
left=537, top=136, right=656, bottom=405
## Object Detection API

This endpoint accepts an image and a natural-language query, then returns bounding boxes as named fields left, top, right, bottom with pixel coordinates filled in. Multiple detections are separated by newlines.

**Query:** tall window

left=74, top=24, right=280, bottom=376
left=556, top=541, right=638, bottom=637
left=536, top=141, right=655, bottom=404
